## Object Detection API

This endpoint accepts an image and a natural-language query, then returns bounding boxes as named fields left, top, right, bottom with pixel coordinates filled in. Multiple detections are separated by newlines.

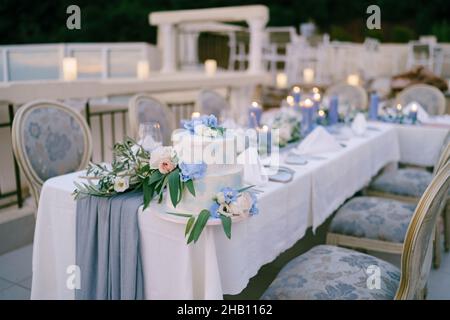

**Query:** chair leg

left=444, top=201, right=450, bottom=252
left=433, top=223, right=441, bottom=269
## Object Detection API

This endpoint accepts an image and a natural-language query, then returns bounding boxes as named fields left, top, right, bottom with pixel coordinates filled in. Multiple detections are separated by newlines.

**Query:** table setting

left=31, top=87, right=405, bottom=300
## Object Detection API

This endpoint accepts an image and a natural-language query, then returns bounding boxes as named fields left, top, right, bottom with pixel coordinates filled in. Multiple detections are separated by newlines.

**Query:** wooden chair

left=128, top=94, right=175, bottom=146
left=365, top=136, right=450, bottom=266
left=396, top=84, right=446, bottom=116
left=262, top=162, right=450, bottom=299
left=11, top=100, right=92, bottom=209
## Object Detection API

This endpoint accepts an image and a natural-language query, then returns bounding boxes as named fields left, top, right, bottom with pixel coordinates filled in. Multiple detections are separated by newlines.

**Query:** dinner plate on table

left=269, top=167, right=295, bottom=183
left=284, top=153, right=308, bottom=165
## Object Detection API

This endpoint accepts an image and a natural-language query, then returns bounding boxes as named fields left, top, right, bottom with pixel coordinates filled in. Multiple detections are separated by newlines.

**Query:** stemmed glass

left=138, top=121, right=163, bottom=152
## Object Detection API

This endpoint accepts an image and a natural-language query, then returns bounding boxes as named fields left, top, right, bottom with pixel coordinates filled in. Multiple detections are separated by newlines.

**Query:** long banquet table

left=31, top=122, right=448, bottom=299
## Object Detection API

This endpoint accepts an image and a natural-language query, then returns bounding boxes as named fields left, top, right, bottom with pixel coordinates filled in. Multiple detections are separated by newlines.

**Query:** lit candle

left=286, top=95, right=294, bottom=106
left=312, top=87, right=320, bottom=94
left=292, top=86, right=301, bottom=104
left=303, top=98, right=314, bottom=108
left=410, top=103, right=418, bottom=123
left=248, top=101, right=262, bottom=128
left=396, top=103, right=402, bottom=112
left=317, top=109, right=326, bottom=125
left=191, top=112, right=201, bottom=119
left=368, top=93, right=379, bottom=121
left=204, top=59, right=217, bottom=77
left=347, top=74, right=360, bottom=86
left=303, top=68, right=314, bottom=84
left=302, top=98, right=315, bottom=134
left=258, top=125, right=272, bottom=155
left=137, top=60, right=150, bottom=79
left=276, top=72, right=288, bottom=89
left=62, top=57, right=77, bottom=81
left=312, top=92, right=321, bottom=114
left=328, top=95, right=339, bottom=125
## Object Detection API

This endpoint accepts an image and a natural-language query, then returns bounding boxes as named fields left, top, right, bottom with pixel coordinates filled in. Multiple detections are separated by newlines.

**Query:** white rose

left=114, top=176, right=129, bottom=193
left=194, top=124, right=207, bottom=136
left=233, top=192, right=253, bottom=217
left=205, top=127, right=218, bottom=138
left=279, top=126, right=292, bottom=141
left=149, top=146, right=175, bottom=169
left=216, top=192, right=226, bottom=204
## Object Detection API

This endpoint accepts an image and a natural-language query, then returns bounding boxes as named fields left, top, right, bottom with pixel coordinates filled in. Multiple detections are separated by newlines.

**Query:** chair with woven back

left=197, top=89, right=230, bottom=118
left=128, top=94, right=175, bottom=146
left=396, top=84, right=446, bottom=116
left=324, top=83, right=368, bottom=112
left=11, top=100, right=92, bottom=210
left=262, top=162, right=450, bottom=299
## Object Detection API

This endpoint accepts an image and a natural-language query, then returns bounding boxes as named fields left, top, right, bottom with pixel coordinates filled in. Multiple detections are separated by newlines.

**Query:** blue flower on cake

left=178, top=162, right=207, bottom=182
left=182, top=114, right=223, bottom=137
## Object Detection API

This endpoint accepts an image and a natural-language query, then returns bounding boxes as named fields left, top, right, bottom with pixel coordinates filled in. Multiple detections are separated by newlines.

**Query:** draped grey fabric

left=75, top=192, right=144, bottom=300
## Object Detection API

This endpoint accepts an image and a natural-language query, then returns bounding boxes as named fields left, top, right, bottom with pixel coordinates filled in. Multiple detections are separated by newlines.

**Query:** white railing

left=0, top=43, right=161, bottom=82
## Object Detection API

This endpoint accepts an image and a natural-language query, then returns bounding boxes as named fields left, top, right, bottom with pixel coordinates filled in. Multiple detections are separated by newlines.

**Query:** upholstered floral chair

left=365, top=135, right=450, bottom=265
left=12, top=100, right=92, bottom=209
left=128, top=94, right=175, bottom=145
left=197, top=89, right=230, bottom=118
left=396, top=84, right=446, bottom=116
left=262, top=162, right=450, bottom=300
left=324, top=84, right=368, bottom=111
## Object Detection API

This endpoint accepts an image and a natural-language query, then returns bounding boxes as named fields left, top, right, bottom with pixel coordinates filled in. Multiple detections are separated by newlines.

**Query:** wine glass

left=138, top=121, right=163, bottom=152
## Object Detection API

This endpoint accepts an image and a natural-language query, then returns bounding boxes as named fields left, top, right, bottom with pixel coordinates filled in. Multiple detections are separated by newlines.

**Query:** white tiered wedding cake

left=166, top=128, right=244, bottom=214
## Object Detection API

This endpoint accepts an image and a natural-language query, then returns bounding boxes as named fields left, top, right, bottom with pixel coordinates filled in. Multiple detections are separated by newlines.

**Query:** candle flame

left=286, top=95, right=294, bottom=106
left=318, top=109, right=325, bottom=117
left=293, top=86, right=301, bottom=93
left=304, top=98, right=314, bottom=108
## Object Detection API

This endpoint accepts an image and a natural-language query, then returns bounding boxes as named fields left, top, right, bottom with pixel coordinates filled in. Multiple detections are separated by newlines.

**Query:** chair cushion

left=370, top=168, right=433, bottom=198
left=329, top=197, right=415, bottom=243
left=22, top=107, right=86, bottom=181
left=261, top=245, right=400, bottom=300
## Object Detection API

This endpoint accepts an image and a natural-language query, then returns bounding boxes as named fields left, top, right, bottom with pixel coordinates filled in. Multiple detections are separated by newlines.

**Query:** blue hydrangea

left=178, top=162, right=207, bottom=182
left=209, top=202, right=220, bottom=219
left=249, top=192, right=259, bottom=216
left=204, top=115, right=218, bottom=128
left=220, top=187, right=238, bottom=204
left=182, top=114, right=218, bottom=134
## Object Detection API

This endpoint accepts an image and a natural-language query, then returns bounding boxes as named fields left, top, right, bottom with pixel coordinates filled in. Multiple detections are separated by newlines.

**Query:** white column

left=185, top=32, right=200, bottom=67
left=247, top=18, right=266, bottom=74
left=160, top=23, right=176, bottom=73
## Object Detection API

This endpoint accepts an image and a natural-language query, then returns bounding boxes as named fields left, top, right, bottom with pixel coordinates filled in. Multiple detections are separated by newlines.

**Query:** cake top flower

left=182, top=114, right=225, bottom=137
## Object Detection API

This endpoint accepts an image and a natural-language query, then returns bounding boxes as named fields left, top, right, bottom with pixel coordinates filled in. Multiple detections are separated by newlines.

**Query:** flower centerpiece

left=73, top=138, right=205, bottom=210
left=74, top=115, right=259, bottom=244
left=182, top=114, right=226, bottom=137
left=175, top=186, right=258, bottom=244
left=270, top=110, right=301, bottom=147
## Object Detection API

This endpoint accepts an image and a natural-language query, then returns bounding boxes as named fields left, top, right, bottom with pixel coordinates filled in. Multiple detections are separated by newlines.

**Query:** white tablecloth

left=31, top=123, right=400, bottom=300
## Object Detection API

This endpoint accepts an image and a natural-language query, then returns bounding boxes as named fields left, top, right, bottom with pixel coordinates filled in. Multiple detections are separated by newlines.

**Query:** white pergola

left=149, top=5, right=269, bottom=74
